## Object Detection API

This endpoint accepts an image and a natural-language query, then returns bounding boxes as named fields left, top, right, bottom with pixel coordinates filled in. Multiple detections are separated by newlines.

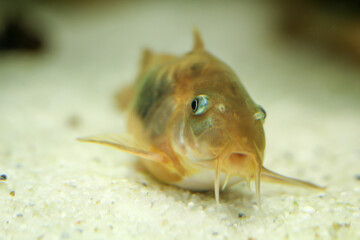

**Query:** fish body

left=80, top=30, right=322, bottom=205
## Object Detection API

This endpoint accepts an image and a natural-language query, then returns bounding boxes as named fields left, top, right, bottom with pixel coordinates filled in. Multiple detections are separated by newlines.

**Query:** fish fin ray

left=192, top=27, right=204, bottom=51
left=261, top=167, right=325, bottom=190
left=77, top=134, right=164, bottom=163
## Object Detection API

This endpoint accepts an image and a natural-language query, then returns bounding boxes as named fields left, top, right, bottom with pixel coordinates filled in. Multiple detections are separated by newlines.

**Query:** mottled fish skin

left=79, top=30, right=324, bottom=206
left=126, top=31, right=322, bottom=195
left=129, top=51, right=256, bottom=152
left=133, top=68, right=175, bottom=134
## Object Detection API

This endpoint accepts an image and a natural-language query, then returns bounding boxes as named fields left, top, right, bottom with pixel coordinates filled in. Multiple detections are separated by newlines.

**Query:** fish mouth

left=212, top=151, right=253, bottom=205
left=228, top=152, right=249, bottom=161
left=223, top=152, right=259, bottom=184
left=198, top=151, right=253, bottom=170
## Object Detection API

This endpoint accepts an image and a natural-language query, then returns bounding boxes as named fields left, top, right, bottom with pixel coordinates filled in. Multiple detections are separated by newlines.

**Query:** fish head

left=181, top=66, right=266, bottom=175
left=169, top=29, right=266, bottom=189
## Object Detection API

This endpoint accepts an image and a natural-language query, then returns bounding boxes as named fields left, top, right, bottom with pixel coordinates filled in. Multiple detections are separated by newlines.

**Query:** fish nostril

left=216, top=104, right=226, bottom=113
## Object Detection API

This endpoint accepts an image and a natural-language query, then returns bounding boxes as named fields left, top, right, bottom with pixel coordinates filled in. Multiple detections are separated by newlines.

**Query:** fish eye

left=254, top=105, right=266, bottom=122
left=191, top=95, right=210, bottom=115
left=191, top=99, right=198, bottom=112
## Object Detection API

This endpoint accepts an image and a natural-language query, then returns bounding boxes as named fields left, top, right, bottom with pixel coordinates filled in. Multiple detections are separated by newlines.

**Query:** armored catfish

left=79, top=30, right=322, bottom=206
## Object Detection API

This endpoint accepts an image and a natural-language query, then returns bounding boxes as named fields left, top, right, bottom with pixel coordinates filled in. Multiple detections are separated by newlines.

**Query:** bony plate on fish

left=79, top=29, right=324, bottom=208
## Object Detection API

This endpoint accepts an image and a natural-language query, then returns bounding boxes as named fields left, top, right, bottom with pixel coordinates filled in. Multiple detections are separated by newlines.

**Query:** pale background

left=0, top=1, right=359, bottom=239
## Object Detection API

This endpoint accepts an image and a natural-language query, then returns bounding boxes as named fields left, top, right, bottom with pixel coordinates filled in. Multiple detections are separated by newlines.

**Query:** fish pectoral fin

left=77, top=134, right=164, bottom=163
left=261, top=167, right=325, bottom=190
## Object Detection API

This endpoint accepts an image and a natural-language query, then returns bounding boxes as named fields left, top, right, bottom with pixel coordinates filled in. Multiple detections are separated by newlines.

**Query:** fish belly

left=173, top=170, right=243, bottom=191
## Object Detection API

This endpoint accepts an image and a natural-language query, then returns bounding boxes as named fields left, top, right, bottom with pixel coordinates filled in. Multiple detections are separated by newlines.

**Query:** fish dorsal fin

left=192, top=27, right=204, bottom=51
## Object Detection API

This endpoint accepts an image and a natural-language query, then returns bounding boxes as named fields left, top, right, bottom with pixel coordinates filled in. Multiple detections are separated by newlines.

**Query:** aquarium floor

left=0, top=1, right=359, bottom=240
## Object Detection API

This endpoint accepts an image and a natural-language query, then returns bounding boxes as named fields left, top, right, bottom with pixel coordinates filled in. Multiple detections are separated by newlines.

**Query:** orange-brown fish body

left=80, top=30, right=322, bottom=205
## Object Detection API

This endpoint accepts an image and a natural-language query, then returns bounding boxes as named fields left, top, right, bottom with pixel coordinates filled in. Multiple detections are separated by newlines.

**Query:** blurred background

left=1, top=0, right=359, bottom=107
left=1, top=0, right=359, bottom=163
left=2, top=0, right=360, bottom=60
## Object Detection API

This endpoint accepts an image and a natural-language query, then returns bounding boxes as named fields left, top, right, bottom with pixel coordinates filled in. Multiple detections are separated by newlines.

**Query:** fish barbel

left=79, top=29, right=323, bottom=206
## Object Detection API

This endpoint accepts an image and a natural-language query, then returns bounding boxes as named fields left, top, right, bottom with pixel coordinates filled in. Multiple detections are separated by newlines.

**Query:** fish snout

left=220, top=151, right=260, bottom=182
left=226, top=110, right=266, bottom=156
